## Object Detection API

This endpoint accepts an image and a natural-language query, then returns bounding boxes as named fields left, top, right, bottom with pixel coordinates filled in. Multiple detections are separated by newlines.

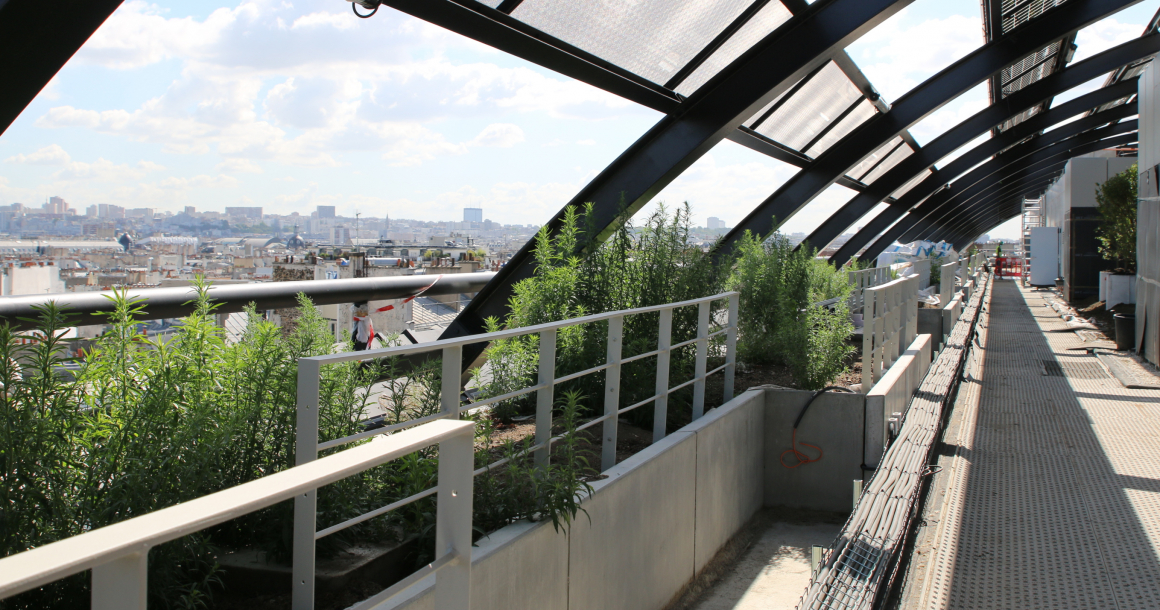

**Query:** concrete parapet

left=864, top=334, right=932, bottom=469
left=763, top=389, right=866, bottom=513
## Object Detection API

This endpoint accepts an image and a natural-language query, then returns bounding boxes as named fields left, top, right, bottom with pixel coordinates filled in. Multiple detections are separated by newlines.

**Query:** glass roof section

left=891, top=169, right=932, bottom=200
left=744, top=62, right=872, bottom=154
left=510, top=0, right=787, bottom=86
left=675, top=1, right=793, bottom=95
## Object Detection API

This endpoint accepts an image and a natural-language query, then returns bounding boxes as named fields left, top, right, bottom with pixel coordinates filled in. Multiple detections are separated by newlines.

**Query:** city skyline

left=0, top=0, right=1153, bottom=239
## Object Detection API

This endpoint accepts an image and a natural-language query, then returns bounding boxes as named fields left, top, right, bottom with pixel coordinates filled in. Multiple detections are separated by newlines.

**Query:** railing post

left=653, top=308, right=672, bottom=442
left=602, top=316, right=623, bottom=472
left=861, top=287, right=876, bottom=393
left=692, top=301, right=710, bottom=420
left=441, top=345, right=463, bottom=417
left=724, top=293, right=738, bottom=402
left=293, top=358, right=321, bottom=610
left=434, top=426, right=474, bottom=609
left=535, top=329, right=556, bottom=468
left=92, top=552, right=147, bottom=610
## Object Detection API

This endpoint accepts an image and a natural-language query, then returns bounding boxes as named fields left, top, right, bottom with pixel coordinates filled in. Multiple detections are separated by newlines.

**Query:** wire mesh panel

left=511, top=0, right=755, bottom=85
left=803, top=100, right=878, bottom=157
left=745, top=61, right=866, bottom=152
left=676, top=1, right=793, bottom=95
left=859, top=142, right=912, bottom=186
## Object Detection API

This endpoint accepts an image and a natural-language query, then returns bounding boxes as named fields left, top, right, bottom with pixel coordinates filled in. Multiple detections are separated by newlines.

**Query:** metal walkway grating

left=917, top=281, right=1160, bottom=610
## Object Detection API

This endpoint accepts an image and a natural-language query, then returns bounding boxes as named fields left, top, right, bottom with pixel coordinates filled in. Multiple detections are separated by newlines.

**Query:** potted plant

left=1095, top=163, right=1138, bottom=349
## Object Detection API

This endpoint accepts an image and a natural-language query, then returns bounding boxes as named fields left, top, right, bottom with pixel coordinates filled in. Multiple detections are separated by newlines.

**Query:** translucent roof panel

left=1000, top=0, right=1069, bottom=35
left=676, top=2, right=793, bottom=96
left=861, top=141, right=913, bottom=185
left=746, top=62, right=864, bottom=153
left=511, top=0, right=760, bottom=85
left=891, top=169, right=933, bottom=200
left=803, top=100, right=877, bottom=157
left=847, top=137, right=903, bottom=182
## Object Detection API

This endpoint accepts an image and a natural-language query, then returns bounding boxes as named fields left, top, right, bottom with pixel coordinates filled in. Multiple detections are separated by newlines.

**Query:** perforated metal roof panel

left=675, top=1, right=792, bottom=95
left=510, top=0, right=766, bottom=85
left=744, top=61, right=868, bottom=153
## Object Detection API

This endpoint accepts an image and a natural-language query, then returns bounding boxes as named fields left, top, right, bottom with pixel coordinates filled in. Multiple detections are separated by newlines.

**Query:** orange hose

left=780, top=428, right=823, bottom=469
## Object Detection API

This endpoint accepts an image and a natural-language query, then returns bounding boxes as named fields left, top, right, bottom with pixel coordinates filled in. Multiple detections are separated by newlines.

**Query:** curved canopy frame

left=848, top=103, right=1138, bottom=263
left=912, top=129, right=1139, bottom=247
left=806, top=35, right=1158, bottom=260
left=714, top=0, right=1141, bottom=255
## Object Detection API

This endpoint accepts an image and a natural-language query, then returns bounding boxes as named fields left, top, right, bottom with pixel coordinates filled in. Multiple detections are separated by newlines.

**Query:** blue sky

left=0, top=0, right=1154, bottom=240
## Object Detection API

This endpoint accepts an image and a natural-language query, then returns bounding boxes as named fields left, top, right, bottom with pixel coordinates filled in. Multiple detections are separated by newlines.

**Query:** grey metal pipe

left=0, top=272, right=496, bottom=331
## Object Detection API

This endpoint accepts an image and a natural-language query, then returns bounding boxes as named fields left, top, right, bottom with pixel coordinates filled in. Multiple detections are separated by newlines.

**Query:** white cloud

left=577, top=139, right=596, bottom=146
left=51, top=158, right=165, bottom=182
left=848, top=11, right=983, bottom=102
left=1072, top=17, right=1142, bottom=64
left=469, top=123, right=525, bottom=148
left=5, top=144, right=72, bottom=166
left=157, top=174, right=239, bottom=190
left=217, top=158, right=263, bottom=173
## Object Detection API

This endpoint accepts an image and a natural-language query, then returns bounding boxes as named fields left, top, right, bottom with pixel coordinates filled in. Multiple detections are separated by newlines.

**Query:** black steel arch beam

left=829, top=86, right=1140, bottom=264
left=862, top=128, right=1135, bottom=259
left=379, top=0, right=682, bottom=113
left=438, top=0, right=915, bottom=349
left=849, top=101, right=1139, bottom=262
left=944, top=147, right=1139, bottom=246
left=0, top=0, right=124, bottom=136
left=803, top=35, right=1158, bottom=259
left=716, top=0, right=1142, bottom=254
left=923, top=131, right=1138, bottom=244
left=900, top=123, right=1138, bottom=245
left=898, top=118, right=1139, bottom=241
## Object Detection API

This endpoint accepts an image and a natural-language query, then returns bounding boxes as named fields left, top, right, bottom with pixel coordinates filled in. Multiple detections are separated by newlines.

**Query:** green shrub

left=727, top=230, right=854, bottom=389
left=478, top=202, right=727, bottom=429
left=1096, top=163, right=1138, bottom=272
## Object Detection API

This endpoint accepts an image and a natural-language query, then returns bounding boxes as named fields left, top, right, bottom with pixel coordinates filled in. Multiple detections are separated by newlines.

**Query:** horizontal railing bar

left=552, top=363, right=612, bottom=385
left=619, top=395, right=656, bottom=416
left=0, top=419, right=474, bottom=600
left=621, top=348, right=662, bottom=365
left=574, top=411, right=616, bottom=433
left=455, top=383, right=546, bottom=410
left=348, top=550, right=459, bottom=610
left=303, top=292, right=739, bottom=365
left=316, top=486, right=440, bottom=539
left=319, top=411, right=451, bottom=451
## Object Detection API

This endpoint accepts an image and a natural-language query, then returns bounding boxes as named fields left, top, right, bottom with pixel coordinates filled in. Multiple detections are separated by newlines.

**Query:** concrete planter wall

left=1106, top=273, right=1137, bottom=310
left=379, top=334, right=937, bottom=609
left=382, top=388, right=766, bottom=610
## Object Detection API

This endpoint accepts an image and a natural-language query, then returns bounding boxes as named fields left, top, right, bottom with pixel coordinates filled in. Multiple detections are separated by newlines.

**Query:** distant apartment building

left=86, top=205, right=98, bottom=217
left=45, top=196, right=72, bottom=215
left=225, top=207, right=263, bottom=219
left=317, top=205, right=336, bottom=219
left=127, top=208, right=155, bottom=219
left=98, top=204, right=126, bottom=219
left=185, top=206, right=197, bottom=215
left=707, top=217, right=724, bottom=230
left=464, top=207, right=483, bottom=223
left=330, top=226, right=352, bottom=244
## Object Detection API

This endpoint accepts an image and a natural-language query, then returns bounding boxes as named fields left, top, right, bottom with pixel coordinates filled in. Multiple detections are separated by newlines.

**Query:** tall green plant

left=1096, top=163, right=1139, bottom=272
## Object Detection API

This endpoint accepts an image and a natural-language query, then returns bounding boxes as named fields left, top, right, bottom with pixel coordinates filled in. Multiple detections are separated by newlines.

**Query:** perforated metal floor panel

left=917, top=282, right=1160, bottom=610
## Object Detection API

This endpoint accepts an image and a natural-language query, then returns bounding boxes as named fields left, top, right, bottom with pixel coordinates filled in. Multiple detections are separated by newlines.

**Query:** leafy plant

left=727, top=229, right=854, bottom=389
left=1096, top=163, right=1139, bottom=273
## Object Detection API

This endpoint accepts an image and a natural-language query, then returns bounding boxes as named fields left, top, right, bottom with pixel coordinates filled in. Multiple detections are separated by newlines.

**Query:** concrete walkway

left=673, top=510, right=842, bottom=610
left=910, top=280, right=1160, bottom=609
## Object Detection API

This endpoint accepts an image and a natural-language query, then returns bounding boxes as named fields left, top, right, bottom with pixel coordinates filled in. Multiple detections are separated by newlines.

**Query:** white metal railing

left=293, top=292, right=739, bottom=609
left=0, top=419, right=476, bottom=610
left=861, top=275, right=919, bottom=392
left=848, top=266, right=892, bottom=314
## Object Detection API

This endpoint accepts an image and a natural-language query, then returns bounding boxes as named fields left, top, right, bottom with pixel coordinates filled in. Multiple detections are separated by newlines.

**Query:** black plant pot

left=1115, top=313, right=1135, bottom=351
